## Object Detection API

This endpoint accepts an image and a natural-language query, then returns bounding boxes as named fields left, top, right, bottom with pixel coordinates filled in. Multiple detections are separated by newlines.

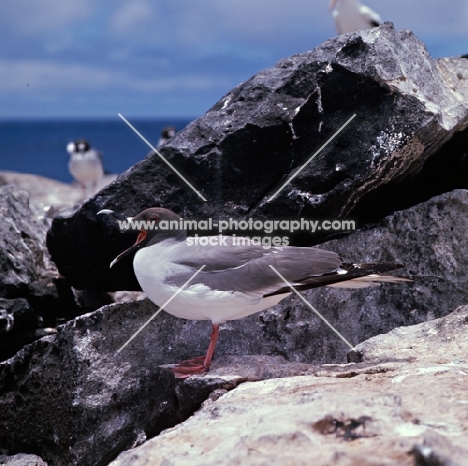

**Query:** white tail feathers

left=327, top=274, right=412, bottom=289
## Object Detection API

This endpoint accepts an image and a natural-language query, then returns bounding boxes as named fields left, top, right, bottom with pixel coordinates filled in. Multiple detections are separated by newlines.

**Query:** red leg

left=169, top=323, right=220, bottom=378
left=203, top=323, right=219, bottom=369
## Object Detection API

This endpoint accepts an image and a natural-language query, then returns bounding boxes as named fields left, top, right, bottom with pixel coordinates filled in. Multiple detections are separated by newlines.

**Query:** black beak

left=109, top=239, right=144, bottom=268
left=98, top=209, right=146, bottom=268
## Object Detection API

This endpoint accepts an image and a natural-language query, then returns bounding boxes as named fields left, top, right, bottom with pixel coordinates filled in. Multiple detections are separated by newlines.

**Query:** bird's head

left=66, top=139, right=91, bottom=154
left=162, top=126, right=176, bottom=139
left=98, top=207, right=184, bottom=268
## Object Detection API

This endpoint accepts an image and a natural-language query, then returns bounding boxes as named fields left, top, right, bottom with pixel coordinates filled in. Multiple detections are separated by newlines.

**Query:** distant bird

left=157, top=126, right=176, bottom=148
left=99, top=207, right=411, bottom=378
left=66, top=139, right=104, bottom=198
left=330, top=0, right=381, bottom=34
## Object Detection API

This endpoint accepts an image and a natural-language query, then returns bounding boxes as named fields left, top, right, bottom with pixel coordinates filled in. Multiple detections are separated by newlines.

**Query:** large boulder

left=46, top=23, right=468, bottom=291
left=0, top=301, right=177, bottom=466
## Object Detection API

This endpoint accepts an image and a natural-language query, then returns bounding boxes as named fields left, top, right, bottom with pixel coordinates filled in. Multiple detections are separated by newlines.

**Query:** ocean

left=0, top=118, right=193, bottom=183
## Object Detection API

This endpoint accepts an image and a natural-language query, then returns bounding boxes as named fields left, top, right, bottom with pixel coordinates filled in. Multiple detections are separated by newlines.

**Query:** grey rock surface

left=108, top=305, right=468, bottom=466
left=295, top=188, right=468, bottom=363
left=0, top=299, right=325, bottom=466
left=0, top=185, right=55, bottom=296
left=349, top=303, right=468, bottom=364
left=0, top=171, right=82, bottom=215
left=0, top=453, right=48, bottom=465
left=46, top=23, right=468, bottom=291
left=0, top=186, right=78, bottom=362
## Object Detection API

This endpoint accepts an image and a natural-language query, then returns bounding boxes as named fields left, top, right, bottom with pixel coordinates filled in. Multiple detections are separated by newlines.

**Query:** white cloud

left=0, top=0, right=94, bottom=35
left=109, top=0, right=157, bottom=34
left=102, top=0, right=328, bottom=55
left=128, top=74, right=232, bottom=93
left=0, top=58, right=229, bottom=95
left=0, top=59, right=116, bottom=91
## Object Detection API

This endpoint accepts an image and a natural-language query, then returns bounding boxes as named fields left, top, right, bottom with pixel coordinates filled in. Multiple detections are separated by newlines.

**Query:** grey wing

left=178, top=237, right=265, bottom=271
left=172, top=237, right=342, bottom=296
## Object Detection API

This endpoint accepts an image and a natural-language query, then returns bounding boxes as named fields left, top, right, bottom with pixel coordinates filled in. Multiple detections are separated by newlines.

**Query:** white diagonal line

left=118, top=113, right=207, bottom=202
left=117, top=265, right=206, bottom=353
left=269, top=265, right=354, bottom=349
left=267, top=113, right=356, bottom=202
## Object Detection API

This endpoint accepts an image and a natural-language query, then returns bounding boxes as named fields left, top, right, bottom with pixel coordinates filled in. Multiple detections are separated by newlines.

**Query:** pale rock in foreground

left=109, top=306, right=468, bottom=466
left=0, top=453, right=48, bottom=465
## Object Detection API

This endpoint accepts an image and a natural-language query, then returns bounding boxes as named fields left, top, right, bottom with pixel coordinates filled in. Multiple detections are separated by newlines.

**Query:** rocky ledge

left=1, top=300, right=467, bottom=465
left=110, top=306, right=468, bottom=466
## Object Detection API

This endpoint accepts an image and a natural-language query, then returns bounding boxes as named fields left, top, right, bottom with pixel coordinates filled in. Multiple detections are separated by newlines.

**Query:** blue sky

left=1, top=0, right=467, bottom=119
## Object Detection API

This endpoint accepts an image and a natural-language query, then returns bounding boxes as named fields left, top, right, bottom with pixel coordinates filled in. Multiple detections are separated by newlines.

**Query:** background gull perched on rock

left=330, top=0, right=381, bottom=34
left=66, top=139, right=104, bottom=199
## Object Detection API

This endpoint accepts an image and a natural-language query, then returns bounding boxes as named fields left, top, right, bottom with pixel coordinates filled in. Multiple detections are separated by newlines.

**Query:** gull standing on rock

left=330, top=0, right=381, bottom=34
left=66, top=139, right=104, bottom=198
left=99, top=207, right=411, bottom=378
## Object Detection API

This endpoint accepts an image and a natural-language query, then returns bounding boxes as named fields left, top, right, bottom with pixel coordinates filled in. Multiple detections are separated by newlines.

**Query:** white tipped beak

left=97, top=209, right=132, bottom=223
left=329, top=0, right=338, bottom=10
left=97, top=209, right=116, bottom=215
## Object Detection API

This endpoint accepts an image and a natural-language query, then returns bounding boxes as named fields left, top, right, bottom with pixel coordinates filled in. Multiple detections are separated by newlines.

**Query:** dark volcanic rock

left=47, top=23, right=468, bottom=291
left=0, top=186, right=55, bottom=296
left=294, top=189, right=468, bottom=361
left=0, top=301, right=177, bottom=466
left=0, top=300, right=321, bottom=466
left=0, top=186, right=79, bottom=362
